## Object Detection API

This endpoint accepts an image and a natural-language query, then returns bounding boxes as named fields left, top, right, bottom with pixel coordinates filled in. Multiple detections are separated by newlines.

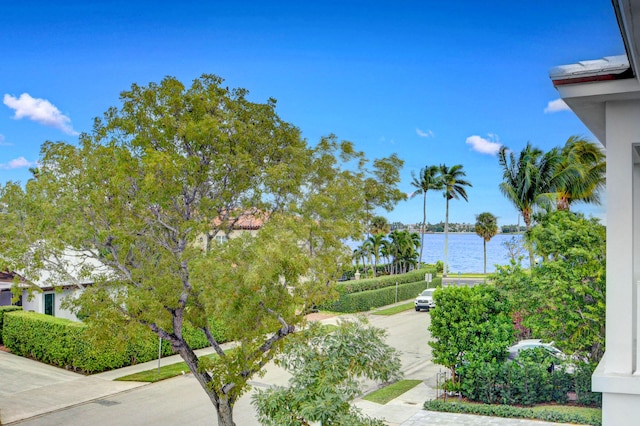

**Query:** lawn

left=363, top=380, right=422, bottom=404
left=372, top=302, right=414, bottom=315
left=115, top=353, right=218, bottom=382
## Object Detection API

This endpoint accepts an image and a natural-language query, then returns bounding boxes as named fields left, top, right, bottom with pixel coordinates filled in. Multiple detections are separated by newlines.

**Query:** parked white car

left=414, top=288, right=436, bottom=311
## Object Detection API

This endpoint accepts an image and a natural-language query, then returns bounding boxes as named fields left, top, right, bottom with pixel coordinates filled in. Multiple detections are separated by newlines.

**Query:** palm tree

left=551, top=136, right=606, bottom=211
left=366, top=233, right=386, bottom=277
left=475, top=212, right=498, bottom=274
left=439, top=164, right=472, bottom=277
left=410, top=165, right=442, bottom=269
left=498, top=143, right=559, bottom=266
left=370, top=215, right=391, bottom=236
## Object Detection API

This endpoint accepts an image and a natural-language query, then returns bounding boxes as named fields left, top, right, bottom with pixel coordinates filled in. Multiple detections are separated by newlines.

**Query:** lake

left=418, top=233, right=528, bottom=273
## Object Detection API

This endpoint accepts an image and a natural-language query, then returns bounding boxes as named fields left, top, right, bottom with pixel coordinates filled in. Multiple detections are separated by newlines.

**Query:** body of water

left=419, top=233, right=528, bottom=273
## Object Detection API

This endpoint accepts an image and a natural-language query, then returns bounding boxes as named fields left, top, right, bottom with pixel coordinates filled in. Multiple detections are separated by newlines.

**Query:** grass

left=530, top=403, right=601, bottom=418
left=115, top=353, right=218, bottom=383
left=424, top=399, right=601, bottom=426
left=446, top=273, right=487, bottom=278
left=372, top=302, right=415, bottom=315
left=363, top=380, right=422, bottom=404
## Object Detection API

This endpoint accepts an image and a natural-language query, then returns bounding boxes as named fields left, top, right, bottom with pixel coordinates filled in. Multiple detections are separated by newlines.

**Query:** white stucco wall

left=20, top=289, right=80, bottom=321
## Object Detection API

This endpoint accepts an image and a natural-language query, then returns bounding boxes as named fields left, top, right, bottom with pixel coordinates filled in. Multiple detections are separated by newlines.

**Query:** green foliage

left=252, top=317, right=401, bottom=426
left=0, top=305, right=22, bottom=344
left=459, top=355, right=573, bottom=406
left=336, top=268, right=436, bottom=294
left=324, top=280, right=431, bottom=313
left=0, top=74, right=406, bottom=424
left=428, top=285, right=514, bottom=377
left=2, top=311, right=227, bottom=373
left=493, top=211, right=606, bottom=361
left=423, top=400, right=601, bottom=426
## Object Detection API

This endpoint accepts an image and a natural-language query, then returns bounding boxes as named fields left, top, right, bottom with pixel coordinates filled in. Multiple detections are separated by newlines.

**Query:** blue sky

left=0, top=1, right=624, bottom=226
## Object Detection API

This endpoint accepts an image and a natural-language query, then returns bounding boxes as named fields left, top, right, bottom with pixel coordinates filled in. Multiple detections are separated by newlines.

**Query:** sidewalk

left=0, top=312, right=579, bottom=426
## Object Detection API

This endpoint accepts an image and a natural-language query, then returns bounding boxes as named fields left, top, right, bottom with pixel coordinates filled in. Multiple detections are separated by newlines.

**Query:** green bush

left=0, top=305, right=22, bottom=345
left=2, top=311, right=228, bottom=373
left=459, top=358, right=573, bottom=406
left=336, top=268, right=437, bottom=295
left=321, top=280, right=432, bottom=313
left=423, top=399, right=600, bottom=426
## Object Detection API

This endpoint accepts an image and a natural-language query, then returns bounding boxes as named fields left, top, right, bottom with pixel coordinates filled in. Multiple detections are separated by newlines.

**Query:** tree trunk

left=216, top=397, right=236, bottom=426
left=483, top=239, right=487, bottom=275
left=419, top=192, right=426, bottom=268
left=443, top=197, right=449, bottom=277
left=177, top=345, right=237, bottom=426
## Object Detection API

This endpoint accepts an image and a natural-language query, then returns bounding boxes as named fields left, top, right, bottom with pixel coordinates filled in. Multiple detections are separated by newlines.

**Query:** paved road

left=3, top=309, right=435, bottom=425
left=1, top=309, right=573, bottom=426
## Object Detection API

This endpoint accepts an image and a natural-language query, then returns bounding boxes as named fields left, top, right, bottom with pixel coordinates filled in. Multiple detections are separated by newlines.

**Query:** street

left=9, top=309, right=435, bottom=425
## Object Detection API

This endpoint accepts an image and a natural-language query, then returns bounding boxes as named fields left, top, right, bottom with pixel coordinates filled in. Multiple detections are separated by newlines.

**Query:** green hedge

left=458, top=350, right=601, bottom=407
left=336, top=268, right=436, bottom=295
left=0, top=305, right=23, bottom=345
left=322, top=279, right=436, bottom=313
left=423, top=400, right=601, bottom=426
left=2, top=311, right=228, bottom=373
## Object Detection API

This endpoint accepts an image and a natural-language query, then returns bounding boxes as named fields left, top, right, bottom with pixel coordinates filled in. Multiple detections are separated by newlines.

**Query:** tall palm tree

left=551, top=136, right=606, bottom=211
left=440, top=164, right=472, bottom=277
left=410, top=165, right=442, bottom=269
left=475, top=212, right=498, bottom=274
left=498, top=143, right=559, bottom=266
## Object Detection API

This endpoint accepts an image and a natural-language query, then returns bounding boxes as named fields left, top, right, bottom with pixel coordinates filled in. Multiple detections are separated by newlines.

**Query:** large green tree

left=493, top=211, right=606, bottom=361
left=252, top=317, right=401, bottom=426
left=474, top=212, right=498, bottom=274
left=0, top=75, right=405, bottom=426
left=410, top=165, right=442, bottom=269
left=439, top=164, right=471, bottom=277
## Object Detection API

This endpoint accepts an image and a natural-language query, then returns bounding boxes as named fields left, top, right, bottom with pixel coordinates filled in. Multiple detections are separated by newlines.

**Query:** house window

left=44, top=293, right=55, bottom=316
left=215, top=235, right=229, bottom=244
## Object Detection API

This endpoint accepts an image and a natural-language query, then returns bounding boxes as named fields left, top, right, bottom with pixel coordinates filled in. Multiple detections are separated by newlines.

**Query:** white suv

left=414, top=288, right=436, bottom=311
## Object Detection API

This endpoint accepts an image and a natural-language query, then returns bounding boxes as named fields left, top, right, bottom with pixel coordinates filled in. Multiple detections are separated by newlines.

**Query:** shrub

left=0, top=305, right=22, bottom=345
left=321, top=280, right=433, bottom=313
left=2, top=311, right=228, bottom=373
left=335, top=268, right=437, bottom=295
left=423, top=399, right=601, bottom=426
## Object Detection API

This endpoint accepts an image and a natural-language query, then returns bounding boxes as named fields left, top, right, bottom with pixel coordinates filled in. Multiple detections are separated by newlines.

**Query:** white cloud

left=0, top=156, right=36, bottom=170
left=0, top=134, right=10, bottom=146
left=465, top=134, right=502, bottom=155
left=416, top=128, right=434, bottom=138
left=3, top=93, right=79, bottom=135
left=544, top=98, right=570, bottom=113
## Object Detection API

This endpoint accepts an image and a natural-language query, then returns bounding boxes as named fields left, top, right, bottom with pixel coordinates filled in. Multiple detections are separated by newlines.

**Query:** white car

left=507, top=339, right=566, bottom=360
left=414, top=288, right=436, bottom=311
left=507, top=339, right=575, bottom=373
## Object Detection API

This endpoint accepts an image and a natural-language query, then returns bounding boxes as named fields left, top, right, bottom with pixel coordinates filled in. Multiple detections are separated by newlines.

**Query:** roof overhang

left=548, top=0, right=640, bottom=146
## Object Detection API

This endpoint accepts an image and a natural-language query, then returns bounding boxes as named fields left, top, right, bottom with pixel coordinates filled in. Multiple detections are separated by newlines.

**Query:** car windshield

left=420, top=289, right=434, bottom=297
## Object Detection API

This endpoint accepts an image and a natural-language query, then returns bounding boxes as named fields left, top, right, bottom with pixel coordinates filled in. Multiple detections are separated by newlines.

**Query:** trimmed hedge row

left=458, top=351, right=601, bottom=407
left=0, top=305, right=22, bottom=344
left=423, top=400, right=601, bottom=426
left=336, top=268, right=437, bottom=295
left=322, top=279, right=435, bottom=313
left=2, top=311, right=228, bottom=373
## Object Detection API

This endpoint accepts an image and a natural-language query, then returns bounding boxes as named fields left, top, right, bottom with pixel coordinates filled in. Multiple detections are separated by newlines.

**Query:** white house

left=0, top=248, right=112, bottom=321
left=550, top=1, right=640, bottom=424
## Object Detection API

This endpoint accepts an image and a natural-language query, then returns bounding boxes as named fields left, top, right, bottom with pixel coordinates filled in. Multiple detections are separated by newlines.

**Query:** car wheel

left=415, top=307, right=420, bottom=311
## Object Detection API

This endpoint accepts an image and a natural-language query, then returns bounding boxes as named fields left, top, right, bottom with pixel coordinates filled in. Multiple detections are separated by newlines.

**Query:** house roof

left=548, top=0, right=640, bottom=146
left=212, top=208, right=266, bottom=230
